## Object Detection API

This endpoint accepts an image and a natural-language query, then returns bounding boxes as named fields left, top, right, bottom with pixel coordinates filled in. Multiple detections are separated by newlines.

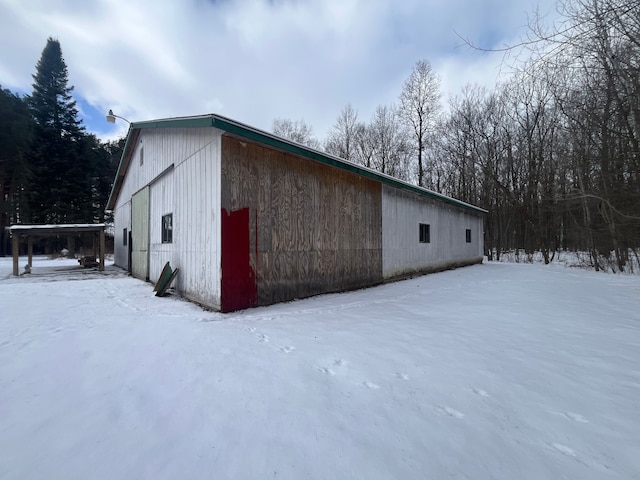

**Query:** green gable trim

left=106, top=128, right=138, bottom=211
left=209, top=115, right=487, bottom=215
left=131, top=116, right=214, bottom=130
left=106, top=114, right=487, bottom=215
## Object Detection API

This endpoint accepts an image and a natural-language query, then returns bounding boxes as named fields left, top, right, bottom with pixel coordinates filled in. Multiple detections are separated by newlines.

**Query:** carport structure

left=9, top=224, right=107, bottom=276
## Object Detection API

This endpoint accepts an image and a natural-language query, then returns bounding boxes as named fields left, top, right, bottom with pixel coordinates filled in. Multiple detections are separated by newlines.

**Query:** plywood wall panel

left=221, top=135, right=382, bottom=309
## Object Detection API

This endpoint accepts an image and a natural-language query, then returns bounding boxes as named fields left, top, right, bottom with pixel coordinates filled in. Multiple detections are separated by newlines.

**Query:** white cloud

left=0, top=0, right=560, bottom=140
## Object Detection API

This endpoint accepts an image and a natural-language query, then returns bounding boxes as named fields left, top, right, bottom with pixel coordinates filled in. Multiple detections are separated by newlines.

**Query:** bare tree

left=399, top=60, right=441, bottom=187
left=325, top=104, right=359, bottom=162
left=369, top=105, right=413, bottom=181
left=353, top=122, right=376, bottom=169
left=272, top=118, right=321, bottom=149
left=452, top=0, right=640, bottom=270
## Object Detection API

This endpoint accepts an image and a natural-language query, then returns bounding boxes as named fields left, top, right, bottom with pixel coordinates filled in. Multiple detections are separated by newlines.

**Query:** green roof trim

left=106, top=114, right=488, bottom=215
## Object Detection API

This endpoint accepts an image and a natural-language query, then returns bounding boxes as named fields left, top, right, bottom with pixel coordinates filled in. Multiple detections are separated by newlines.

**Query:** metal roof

left=106, top=113, right=487, bottom=215
left=8, top=224, right=107, bottom=236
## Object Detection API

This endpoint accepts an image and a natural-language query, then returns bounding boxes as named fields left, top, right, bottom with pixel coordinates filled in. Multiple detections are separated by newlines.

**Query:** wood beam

left=12, top=234, right=19, bottom=276
left=99, top=230, right=105, bottom=271
left=27, top=236, right=33, bottom=268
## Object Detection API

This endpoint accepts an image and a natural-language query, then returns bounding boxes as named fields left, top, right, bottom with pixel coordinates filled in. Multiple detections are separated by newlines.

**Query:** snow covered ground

left=1, top=256, right=639, bottom=479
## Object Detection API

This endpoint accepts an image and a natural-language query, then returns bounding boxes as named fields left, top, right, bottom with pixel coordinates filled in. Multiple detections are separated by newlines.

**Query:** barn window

left=123, top=228, right=127, bottom=246
left=162, top=214, right=173, bottom=243
left=419, top=223, right=430, bottom=243
left=466, top=228, right=472, bottom=243
left=139, top=147, right=144, bottom=166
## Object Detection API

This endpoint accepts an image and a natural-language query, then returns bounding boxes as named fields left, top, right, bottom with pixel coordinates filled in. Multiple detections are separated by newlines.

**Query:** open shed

left=8, top=224, right=107, bottom=276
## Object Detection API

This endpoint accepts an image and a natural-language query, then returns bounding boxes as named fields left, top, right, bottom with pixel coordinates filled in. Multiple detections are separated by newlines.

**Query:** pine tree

left=27, top=37, right=89, bottom=224
left=0, top=87, right=33, bottom=255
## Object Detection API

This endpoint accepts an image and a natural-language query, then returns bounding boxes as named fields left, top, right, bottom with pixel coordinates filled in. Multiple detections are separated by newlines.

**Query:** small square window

left=466, top=229, right=472, bottom=243
left=162, top=214, right=173, bottom=243
left=123, top=228, right=128, bottom=246
left=419, top=223, right=430, bottom=243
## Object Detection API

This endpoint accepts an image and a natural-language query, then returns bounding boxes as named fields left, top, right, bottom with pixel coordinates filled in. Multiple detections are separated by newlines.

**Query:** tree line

left=0, top=37, right=123, bottom=256
left=272, top=0, right=639, bottom=272
left=4, top=0, right=637, bottom=270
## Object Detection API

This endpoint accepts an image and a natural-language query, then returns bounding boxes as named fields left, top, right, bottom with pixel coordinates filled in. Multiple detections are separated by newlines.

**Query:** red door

left=221, top=208, right=257, bottom=312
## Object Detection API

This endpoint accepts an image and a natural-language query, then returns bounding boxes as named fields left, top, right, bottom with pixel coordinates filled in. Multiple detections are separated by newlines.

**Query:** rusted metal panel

left=221, top=136, right=383, bottom=309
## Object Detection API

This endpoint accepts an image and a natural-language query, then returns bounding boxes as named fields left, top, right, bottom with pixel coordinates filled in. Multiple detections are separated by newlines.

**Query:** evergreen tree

left=0, top=87, right=33, bottom=255
left=84, top=135, right=123, bottom=223
left=27, top=37, right=89, bottom=224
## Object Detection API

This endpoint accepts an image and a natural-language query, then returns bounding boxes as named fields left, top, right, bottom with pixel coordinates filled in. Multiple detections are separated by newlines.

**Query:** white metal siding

left=112, top=127, right=222, bottom=308
left=382, top=185, right=484, bottom=279
left=113, top=200, right=130, bottom=269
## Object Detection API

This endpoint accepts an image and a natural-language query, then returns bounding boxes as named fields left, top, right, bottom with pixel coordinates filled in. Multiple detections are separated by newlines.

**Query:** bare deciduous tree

left=272, top=118, right=321, bottom=149
left=325, top=104, right=359, bottom=163
left=447, top=0, right=640, bottom=270
left=369, top=105, right=413, bottom=181
left=399, top=60, right=441, bottom=187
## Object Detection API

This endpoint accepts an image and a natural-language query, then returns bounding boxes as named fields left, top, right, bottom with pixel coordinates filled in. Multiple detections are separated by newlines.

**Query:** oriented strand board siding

left=221, top=136, right=382, bottom=308
left=382, top=184, right=484, bottom=278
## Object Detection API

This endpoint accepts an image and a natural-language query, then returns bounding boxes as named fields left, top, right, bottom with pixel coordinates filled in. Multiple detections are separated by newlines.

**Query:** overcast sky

left=0, top=0, right=558, bottom=142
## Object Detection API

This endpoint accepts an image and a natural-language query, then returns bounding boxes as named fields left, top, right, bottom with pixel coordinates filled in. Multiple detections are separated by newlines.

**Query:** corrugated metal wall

left=221, top=136, right=383, bottom=310
left=113, top=200, right=130, bottom=270
left=381, top=185, right=484, bottom=279
left=112, top=127, right=223, bottom=309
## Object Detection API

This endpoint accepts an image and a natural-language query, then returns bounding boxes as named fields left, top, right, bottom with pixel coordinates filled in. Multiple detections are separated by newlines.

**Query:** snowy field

left=1, top=256, right=639, bottom=479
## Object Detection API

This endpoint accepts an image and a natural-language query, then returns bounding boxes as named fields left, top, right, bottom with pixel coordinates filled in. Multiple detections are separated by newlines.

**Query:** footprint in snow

left=435, top=406, right=465, bottom=418
left=244, top=326, right=256, bottom=333
left=395, top=372, right=410, bottom=380
left=472, top=388, right=490, bottom=397
left=318, top=359, right=347, bottom=376
left=278, top=345, right=296, bottom=353
left=362, top=381, right=380, bottom=390
left=258, top=334, right=269, bottom=343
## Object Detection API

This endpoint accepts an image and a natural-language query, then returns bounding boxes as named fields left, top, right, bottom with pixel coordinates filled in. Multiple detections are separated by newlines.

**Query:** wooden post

left=99, top=229, right=105, bottom=271
left=12, top=233, right=19, bottom=276
left=27, top=236, right=33, bottom=268
left=66, top=235, right=75, bottom=258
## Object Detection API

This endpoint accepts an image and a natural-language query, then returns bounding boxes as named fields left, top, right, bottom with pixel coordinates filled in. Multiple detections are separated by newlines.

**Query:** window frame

left=122, top=228, right=127, bottom=246
left=465, top=228, right=472, bottom=243
left=419, top=223, right=431, bottom=244
left=162, top=213, right=173, bottom=244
